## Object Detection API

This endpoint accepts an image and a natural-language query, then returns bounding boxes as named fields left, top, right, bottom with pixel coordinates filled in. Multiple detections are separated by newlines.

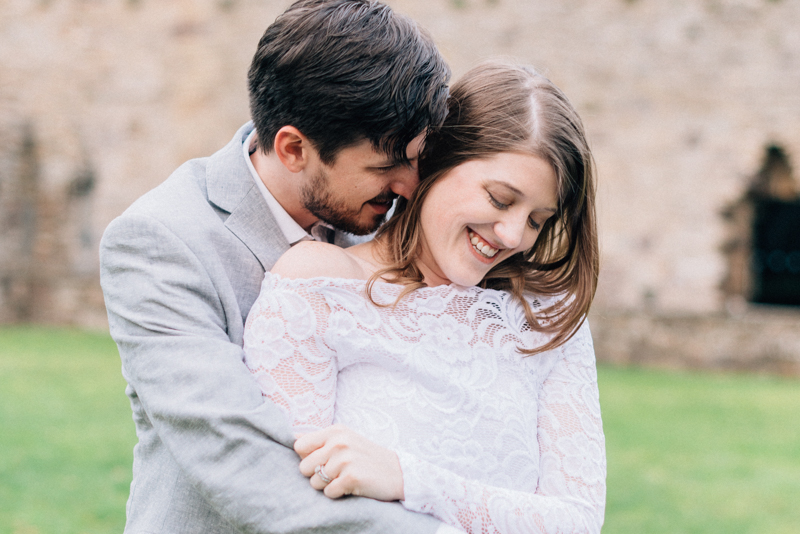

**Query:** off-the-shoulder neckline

left=262, top=272, right=561, bottom=306
left=264, top=271, right=487, bottom=295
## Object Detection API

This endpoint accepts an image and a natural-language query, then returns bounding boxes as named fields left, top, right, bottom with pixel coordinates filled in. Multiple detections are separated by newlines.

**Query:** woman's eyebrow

left=487, top=179, right=524, bottom=196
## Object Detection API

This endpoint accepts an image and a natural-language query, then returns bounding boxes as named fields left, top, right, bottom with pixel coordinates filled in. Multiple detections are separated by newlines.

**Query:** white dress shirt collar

left=243, top=128, right=333, bottom=245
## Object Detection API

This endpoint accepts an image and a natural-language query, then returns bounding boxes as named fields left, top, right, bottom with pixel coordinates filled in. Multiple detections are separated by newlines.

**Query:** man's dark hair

left=248, top=0, right=450, bottom=165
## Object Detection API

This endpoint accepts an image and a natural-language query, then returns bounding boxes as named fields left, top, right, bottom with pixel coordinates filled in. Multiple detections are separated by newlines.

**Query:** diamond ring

left=314, top=464, right=332, bottom=484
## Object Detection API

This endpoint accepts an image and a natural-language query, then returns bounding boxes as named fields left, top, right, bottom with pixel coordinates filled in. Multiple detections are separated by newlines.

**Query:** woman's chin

left=440, top=269, right=486, bottom=288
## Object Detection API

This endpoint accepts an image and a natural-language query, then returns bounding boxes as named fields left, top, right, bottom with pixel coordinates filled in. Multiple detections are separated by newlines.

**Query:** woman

left=243, top=62, right=605, bottom=533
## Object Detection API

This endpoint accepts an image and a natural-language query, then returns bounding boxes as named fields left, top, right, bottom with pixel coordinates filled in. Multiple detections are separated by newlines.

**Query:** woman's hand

left=294, top=424, right=404, bottom=502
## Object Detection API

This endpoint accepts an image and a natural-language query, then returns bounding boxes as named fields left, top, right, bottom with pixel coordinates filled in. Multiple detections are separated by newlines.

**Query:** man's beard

left=301, top=169, right=395, bottom=236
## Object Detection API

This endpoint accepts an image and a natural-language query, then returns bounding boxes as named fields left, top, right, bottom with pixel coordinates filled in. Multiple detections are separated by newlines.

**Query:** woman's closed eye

left=488, top=192, right=510, bottom=210
left=489, top=192, right=542, bottom=230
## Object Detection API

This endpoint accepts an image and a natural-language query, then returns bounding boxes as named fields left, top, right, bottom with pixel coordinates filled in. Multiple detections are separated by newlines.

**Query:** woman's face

left=417, top=152, right=558, bottom=287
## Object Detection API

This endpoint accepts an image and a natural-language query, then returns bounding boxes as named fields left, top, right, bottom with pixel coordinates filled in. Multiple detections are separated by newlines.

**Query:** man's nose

left=389, top=165, right=420, bottom=200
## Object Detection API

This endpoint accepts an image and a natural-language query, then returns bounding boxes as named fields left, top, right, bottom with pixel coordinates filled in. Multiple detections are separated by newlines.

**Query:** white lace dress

left=243, top=273, right=606, bottom=534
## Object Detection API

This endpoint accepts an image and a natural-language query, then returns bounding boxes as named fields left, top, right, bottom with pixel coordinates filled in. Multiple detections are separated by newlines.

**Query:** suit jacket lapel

left=206, top=123, right=290, bottom=270
left=225, top=188, right=289, bottom=270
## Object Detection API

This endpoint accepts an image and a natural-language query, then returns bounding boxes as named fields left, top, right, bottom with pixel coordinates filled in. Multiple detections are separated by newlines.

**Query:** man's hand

left=294, top=425, right=404, bottom=502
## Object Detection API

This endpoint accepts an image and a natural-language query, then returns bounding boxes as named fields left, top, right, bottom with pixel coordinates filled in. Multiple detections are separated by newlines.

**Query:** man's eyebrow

left=373, top=155, right=418, bottom=168
left=369, top=159, right=396, bottom=169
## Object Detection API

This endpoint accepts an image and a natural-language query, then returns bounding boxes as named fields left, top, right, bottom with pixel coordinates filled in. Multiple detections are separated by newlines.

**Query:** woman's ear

left=273, top=126, right=314, bottom=173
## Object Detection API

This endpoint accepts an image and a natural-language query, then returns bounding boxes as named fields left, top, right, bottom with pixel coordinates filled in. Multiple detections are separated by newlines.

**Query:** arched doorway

left=723, top=145, right=800, bottom=307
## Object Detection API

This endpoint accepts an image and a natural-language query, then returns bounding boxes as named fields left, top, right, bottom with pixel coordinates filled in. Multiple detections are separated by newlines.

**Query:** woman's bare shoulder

left=270, top=241, right=368, bottom=280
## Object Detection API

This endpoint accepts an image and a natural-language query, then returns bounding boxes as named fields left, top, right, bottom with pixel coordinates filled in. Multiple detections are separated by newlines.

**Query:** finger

left=294, top=428, right=334, bottom=458
left=304, top=451, right=345, bottom=486
left=323, top=477, right=348, bottom=499
left=309, top=458, right=341, bottom=490
left=295, top=424, right=351, bottom=457
left=323, top=470, right=364, bottom=499
left=310, top=472, right=330, bottom=491
left=298, top=446, right=332, bottom=478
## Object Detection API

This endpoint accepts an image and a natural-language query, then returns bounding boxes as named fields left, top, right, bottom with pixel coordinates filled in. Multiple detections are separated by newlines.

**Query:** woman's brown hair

left=369, top=62, right=599, bottom=355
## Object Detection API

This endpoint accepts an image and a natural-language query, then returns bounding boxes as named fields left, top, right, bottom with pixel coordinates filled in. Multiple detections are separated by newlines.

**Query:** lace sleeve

left=242, top=276, right=337, bottom=433
left=398, top=323, right=606, bottom=534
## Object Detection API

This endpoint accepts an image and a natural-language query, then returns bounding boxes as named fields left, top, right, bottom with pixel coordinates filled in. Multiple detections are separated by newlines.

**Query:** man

left=99, top=1, right=452, bottom=532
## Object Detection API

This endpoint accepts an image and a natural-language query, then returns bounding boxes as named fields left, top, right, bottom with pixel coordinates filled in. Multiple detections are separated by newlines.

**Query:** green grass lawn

left=1, top=326, right=799, bottom=533
left=0, top=327, right=134, bottom=534
left=599, top=366, right=800, bottom=534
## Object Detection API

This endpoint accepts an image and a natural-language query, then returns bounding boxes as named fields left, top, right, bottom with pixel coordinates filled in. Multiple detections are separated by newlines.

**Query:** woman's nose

left=494, top=215, right=528, bottom=250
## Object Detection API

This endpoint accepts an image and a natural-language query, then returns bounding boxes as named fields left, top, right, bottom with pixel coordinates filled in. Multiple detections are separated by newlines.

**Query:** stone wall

left=1, top=0, right=799, bottom=368
left=589, top=307, right=800, bottom=376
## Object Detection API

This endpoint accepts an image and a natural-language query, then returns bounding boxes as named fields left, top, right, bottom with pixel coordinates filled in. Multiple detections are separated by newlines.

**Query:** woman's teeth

left=468, top=230, right=499, bottom=258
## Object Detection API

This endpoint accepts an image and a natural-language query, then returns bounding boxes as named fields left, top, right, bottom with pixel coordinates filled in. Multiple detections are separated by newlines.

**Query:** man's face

left=301, top=134, right=424, bottom=235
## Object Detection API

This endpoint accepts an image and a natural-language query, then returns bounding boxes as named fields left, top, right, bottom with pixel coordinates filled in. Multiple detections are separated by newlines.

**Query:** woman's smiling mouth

left=468, top=229, right=500, bottom=258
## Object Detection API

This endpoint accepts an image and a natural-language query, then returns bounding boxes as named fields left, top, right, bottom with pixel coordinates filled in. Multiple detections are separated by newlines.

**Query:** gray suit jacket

left=99, top=122, right=442, bottom=534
